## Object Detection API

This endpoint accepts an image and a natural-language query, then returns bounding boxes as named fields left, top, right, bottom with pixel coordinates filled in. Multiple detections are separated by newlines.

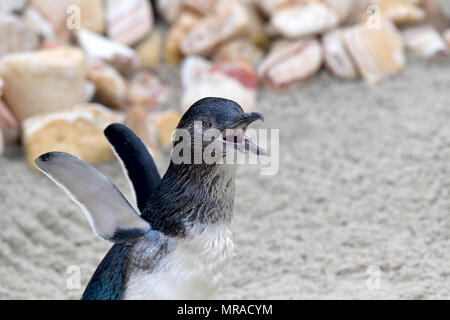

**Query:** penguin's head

left=173, top=97, right=265, bottom=163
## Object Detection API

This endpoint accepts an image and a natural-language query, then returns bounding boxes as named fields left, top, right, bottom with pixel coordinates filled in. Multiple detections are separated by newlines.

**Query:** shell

left=0, top=13, right=40, bottom=58
left=258, top=38, right=323, bottom=90
left=213, top=38, right=264, bottom=68
left=156, top=0, right=182, bottom=23
left=105, top=0, right=154, bottom=46
left=402, top=24, right=448, bottom=58
left=0, top=47, right=87, bottom=122
left=76, top=29, right=139, bottom=73
left=270, top=2, right=339, bottom=39
left=180, top=0, right=249, bottom=56
left=322, top=29, right=358, bottom=80
left=23, top=104, right=124, bottom=169
left=343, top=19, right=405, bottom=85
left=376, top=0, right=425, bottom=25
left=180, top=56, right=258, bottom=112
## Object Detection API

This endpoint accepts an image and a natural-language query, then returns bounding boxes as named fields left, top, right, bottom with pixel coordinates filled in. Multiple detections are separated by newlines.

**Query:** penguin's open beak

left=220, top=112, right=267, bottom=156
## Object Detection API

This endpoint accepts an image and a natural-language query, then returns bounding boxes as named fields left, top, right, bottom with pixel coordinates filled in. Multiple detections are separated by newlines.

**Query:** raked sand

left=0, top=53, right=449, bottom=299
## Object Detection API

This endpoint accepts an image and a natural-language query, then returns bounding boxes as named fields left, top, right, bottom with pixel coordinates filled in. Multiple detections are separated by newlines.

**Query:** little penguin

left=35, top=97, right=265, bottom=300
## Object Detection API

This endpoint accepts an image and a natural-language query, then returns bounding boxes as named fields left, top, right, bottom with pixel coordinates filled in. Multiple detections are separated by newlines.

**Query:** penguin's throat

left=147, top=162, right=237, bottom=234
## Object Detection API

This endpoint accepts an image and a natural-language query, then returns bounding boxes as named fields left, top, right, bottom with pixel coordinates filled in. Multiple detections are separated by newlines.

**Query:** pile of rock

left=0, top=0, right=448, bottom=167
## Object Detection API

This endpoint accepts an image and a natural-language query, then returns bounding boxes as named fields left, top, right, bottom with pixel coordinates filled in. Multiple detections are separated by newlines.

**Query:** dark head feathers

left=177, top=97, right=244, bottom=129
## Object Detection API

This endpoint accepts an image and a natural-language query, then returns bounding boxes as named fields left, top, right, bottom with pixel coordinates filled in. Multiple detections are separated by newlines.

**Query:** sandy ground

left=0, top=53, right=450, bottom=299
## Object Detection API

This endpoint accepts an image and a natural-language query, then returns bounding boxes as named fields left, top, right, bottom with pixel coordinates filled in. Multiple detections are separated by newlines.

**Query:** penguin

left=35, top=97, right=265, bottom=300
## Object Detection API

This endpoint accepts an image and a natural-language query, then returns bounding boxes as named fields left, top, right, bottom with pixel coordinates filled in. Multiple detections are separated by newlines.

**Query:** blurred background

left=0, top=0, right=450, bottom=299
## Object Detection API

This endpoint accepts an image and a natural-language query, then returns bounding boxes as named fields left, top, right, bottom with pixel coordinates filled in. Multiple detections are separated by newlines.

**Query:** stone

left=0, top=13, right=40, bottom=58
left=136, top=31, right=163, bottom=68
left=0, top=47, right=86, bottom=122
left=23, top=103, right=124, bottom=169
left=105, top=0, right=154, bottom=46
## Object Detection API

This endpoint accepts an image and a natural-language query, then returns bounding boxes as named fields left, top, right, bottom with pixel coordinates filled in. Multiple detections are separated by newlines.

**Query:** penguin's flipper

left=35, top=152, right=150, bottom=243
left=104, top=123, right=161, bottom=213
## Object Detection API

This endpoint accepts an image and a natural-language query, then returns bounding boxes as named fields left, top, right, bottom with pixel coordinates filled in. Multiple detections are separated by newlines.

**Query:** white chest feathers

left=124, top=225, right=235, bottom=300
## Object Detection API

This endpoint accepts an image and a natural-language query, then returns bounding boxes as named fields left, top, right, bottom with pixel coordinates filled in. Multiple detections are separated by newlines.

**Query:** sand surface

left=0, top=53, right=450, bottom=299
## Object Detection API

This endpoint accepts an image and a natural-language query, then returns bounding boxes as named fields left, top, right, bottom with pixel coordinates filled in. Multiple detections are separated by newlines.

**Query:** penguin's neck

left=143, top=161, right=237, bottom=236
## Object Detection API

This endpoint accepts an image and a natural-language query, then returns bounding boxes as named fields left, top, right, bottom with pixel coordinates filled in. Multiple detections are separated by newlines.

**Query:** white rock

left=0, top=13, right=39, bottom=58
left=76, top=29, right=139, bottom=73
left=322, top=29, right=358, bottom=80
left=271, top=2, right=339, bottom=39
left=402, top=24, right=448, bottom=58
left=105, top=0, right=154, bottom=46
left=0, top=47, right=86, bottom=122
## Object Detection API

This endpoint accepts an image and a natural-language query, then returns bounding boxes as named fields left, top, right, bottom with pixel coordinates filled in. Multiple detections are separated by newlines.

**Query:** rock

left=180, top=56, right=258, bottom=112
left=86, top=59, right=127, bottom=109
left=252, top=0, right=291, bottom=17
left=180, top=0, right=249, bottom=56
left=0, top=98, right=19, bottom=147
left=322, top=0, right=355, bottom=23
left=76, top=29, right=139, bottom=73
left=445, top=29, right=450, bottom=48
left=322, top=29, right=358, bottom=80
left=244, top=2, right=270, bottom=48
left=213, top=38, right=264, bottom=68
left=164, top=11, right=200, bottom=65
left=148, top=110, right=182, bottom=147
left=0, top=13, right=40, bottom=58
left=105, top=0, right=154, bottom=46
left=270, top=2, right=339, bottom=39
left=0, top=47, right=86, bottom=122
left=182, top=0, right=218, bottom=15
left=23, top=103, right=124, bottom=169
left=0, top=0, right=28, bottom=13
left=136, top=31, right=163, bottom=68
left=376, top=0, right=425, bottom=25
left=84, top=80, right=96, bottom=102
left=28, top=0, right=72, bottom=42
left=258, top=38, right=323, bottom=90
left=22, top=7, right=57, bottom=42
left=343, top=19, right=405, bottom=84
left=125, top=106, right=159, bottom=156
left=126, top=71, right=171, bottom=109
left=421, top=0, right=449, bottom=33
left=402, top=24, right=448, bottom=58
left=156, top=0, right=182, bottom=23
left=69, top=0, right=105, bottom=34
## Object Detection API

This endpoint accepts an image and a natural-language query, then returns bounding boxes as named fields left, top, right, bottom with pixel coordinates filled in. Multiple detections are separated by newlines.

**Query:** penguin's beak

left=220, top=112, right=267, bottom=156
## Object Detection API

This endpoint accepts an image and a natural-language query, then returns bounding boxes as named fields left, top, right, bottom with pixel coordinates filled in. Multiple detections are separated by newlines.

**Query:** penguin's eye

left=202, top=121, right=213, bottom=129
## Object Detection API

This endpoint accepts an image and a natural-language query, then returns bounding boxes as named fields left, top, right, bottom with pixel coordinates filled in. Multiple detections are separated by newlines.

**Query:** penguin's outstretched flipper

left=104, top=123, right=161, bottom=213
left=35, top=152, right=151, bottom=243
